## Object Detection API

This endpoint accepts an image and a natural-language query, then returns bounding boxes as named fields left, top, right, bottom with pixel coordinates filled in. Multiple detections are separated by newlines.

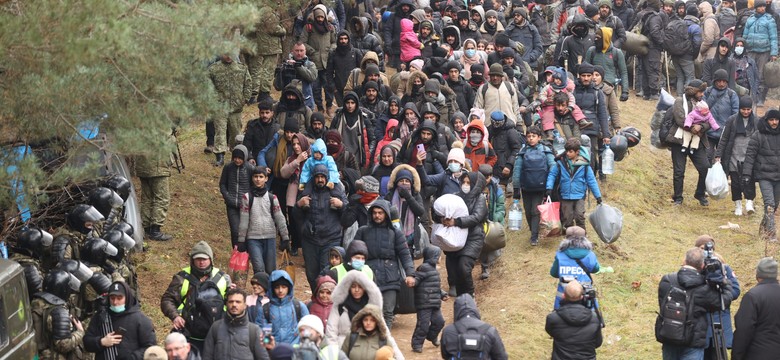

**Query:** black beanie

left=713, top=69, right=729, bottom=82
left=578, top=62, right=595, bottom=75
left=433, top=45, right=449, bottom=57
left=471, top=63, right=485, bottom=75
left=283, top=119, right=299, bottom=132
left=310, top=112, right=325, bottom=125
left=494, top=33, right=511, bottom=47
left=364, top=80, right=379, bottom=91
left=739, top=95, right=753, bottom=109
left=593, top=65, right=606, bottom=79
left=231, top=148, right=244, bottom=160
left=686, top=4, right=698, bottom=16
left=585, top=3, right=599, bottom=17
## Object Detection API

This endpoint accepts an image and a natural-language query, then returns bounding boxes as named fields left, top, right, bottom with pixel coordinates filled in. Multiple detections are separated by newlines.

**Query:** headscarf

left=286, top=133, right=311, bottom=181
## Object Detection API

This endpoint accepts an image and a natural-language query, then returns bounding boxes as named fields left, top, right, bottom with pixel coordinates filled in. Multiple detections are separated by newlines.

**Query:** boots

left=258, top=91, right=272, bottom=103
left=214, top=153, right=224, bottom=167
left=735, top=200, right=743, bottom=216
left=146, top=225, right=172, bottom=241
left=480, top=266, right=490, bottom=280
left=746, top=200, right=755, bottom=215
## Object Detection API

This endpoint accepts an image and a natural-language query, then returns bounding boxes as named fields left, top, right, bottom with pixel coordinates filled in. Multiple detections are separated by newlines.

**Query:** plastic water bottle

left=602, top=145, right=615, bottom=175
left=508, top=200, right=523, bottom=231
left=552, top=130, right=565, bottom=156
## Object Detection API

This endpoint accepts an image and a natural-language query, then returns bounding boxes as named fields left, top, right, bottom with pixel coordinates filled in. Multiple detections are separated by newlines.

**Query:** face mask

left=734, top=46, right=744, bottom=55
left=110, top=305, right=125, bottom=313
left=351, top=259, right=365, bottom=270
left=469, top=133, right=482, bottom=145
left=534, top=5, right=541, bottom=10
left=461, top=184, right=471, bottom=193
left=448, top=163, right=461, bottom=173
left=465, top=49, right=476, bottom=57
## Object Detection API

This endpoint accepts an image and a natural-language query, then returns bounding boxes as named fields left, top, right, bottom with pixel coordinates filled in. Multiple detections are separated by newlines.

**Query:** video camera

left=703, top=242, right=723, bottom=276
left=581, top=283, right=598, bottom=309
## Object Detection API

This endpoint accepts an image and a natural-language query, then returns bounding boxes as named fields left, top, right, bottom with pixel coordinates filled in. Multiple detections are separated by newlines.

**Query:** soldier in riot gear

left=10, top=227, right=53, bottom=296
left=103, top=230, right=138, bottom=293
left=56, top=259, right=112, bottom=322
left=104, top=175, right=131, bottom=204
left=51, top=205, right=105, bottom=264
left=88, top=187, right=124, bottom=232
left=31, top=269, right=87, bottom=360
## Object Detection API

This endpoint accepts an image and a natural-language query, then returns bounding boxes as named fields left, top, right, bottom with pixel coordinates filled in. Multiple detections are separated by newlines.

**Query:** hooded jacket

left=457, top=18, right=484, bottom=42
left=415, top=79, right=459, bottom=123
left=698, top=2, right=720, bottom=60
left=732, top=37, right=761, bottom=93
left=702, top=37, right=737, bottom=90
left=327, top=30, right=364, bottom=91
left=442, top=25, right=462, bottom=50
left=349, top=16, right=384, bottom=70
left=504, top=14, right=544, bottom=66
left=383, top=0, right=416, bottom=56
left=558, top=14, right=595, bottom=74
left=463, top=119, right=498, bottom=169
left=244, top=117, right=280, bottom=162
left=450, top=172, right=489, bottom=259
left=597, top=9, right=627, bottom=48
left=400, top=18, right=422, bottom=62
left=743, top=8, right=779, bottom=55
left=301, top=4, right=338, bottom=70
left=546, top=149, right=603, bottom=200
left=398, top=119, right=448, bottom=179
left=583, top=27, right=629, bottom=92
left=440, top=294, right=507, bottom=360
left=412, top=246, right=443, bottom=309
left=703, top=81, right=739, bottom=138
left=255, top=270, right=310, bottom=345
left=374, top=119, right=399, bottom=164
left=743, top=110, right=780, bottom=182
left=219, top=145, right=257, bottom=209
left=326, top=271, right=384, bottom=347
left=273, top=83, right=313, bottom=134
left=342, top=305, right=404, bottom=360
left=344, top=51, right=391, bottom=94
left=612, top=0, right=635, bottom=31
left=385, top=163, right=425, bottom=243
left=353, top=199, right=415, bottom=291
left=300, top=138, right=341, bottom=185
left=488, top=117, right=523, bottom=175
left=296, top=164, right=349, bottom=245
left=84, top=282, right=156, bottom=360
left=545, top=300, right=603, bottom=360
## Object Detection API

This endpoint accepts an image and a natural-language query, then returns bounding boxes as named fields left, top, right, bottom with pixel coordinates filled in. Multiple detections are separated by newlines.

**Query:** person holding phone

left=84, top=281, right=156, bottom=360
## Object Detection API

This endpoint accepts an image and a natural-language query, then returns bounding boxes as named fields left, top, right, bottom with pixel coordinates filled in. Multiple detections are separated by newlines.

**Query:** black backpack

left=655, top=274, right=696, bottom=346
left=453, top=322, right=491, bottom=360
left=181, top=272, right=225, bottom=340
left=663, top=18, right=694, bottom=56
left=520, top=146, right=550, bottom=191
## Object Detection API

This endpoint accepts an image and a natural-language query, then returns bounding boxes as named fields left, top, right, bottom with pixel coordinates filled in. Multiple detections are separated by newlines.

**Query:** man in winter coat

left=656, top=248, right=734, bottom=360
left=545, top=280, right=603, bottom=360
left=505, top=7, right=543, bottom=67
left=415, top=79, right=459, bottom=126
left=329, top=91, right=376, bottom=170
left=295, top=164, right=348, bottom=291
left=703, top=69, right=740, bottom=162
left=352, top=199, right=415, bottom=329
left=743, top=0, right=778, bottom=107
left=669, top=5, right=703, bottom=96
left=301, top=4, right=337, bottom=113
left=219, top=145, right=257, bottom=248
left=282, top=43, right=318, bottom=110
left=416, top=104, right=458, bottom=152
left=702, top=38, right=737, bottom=91
left=475, top=64, right=522, bottom=126
left=698, top=2, right=721, bottom=61
left=573, top=63, right=611, bottom=177
left=552, top=0, right=589, bottom=43
left=638, top=0, right=666, bottom=100
left=445, top=61, right=476, bottom=117
left=456, top=9, right=484, bottom=42
left=715, top=96, right=758, bottom=216
left=480, top=9, right=506, bottom=42
left=557, top=14, right=594, bottom=75
left=359, top=81, right=388, bottom=119
left=343, top=51, right=390, bottom=96
left=440, top=294, right=507, bottom=360
left=596, top=0, right=627, bottom=48
left=349, top=16, right=384, bottom=71
left=244, top=100, right=279, bottom=165
left=612, top=0, right=635, bottom=32
left=732, top=257, right=780, bottom=359
left=84, top=281, right=156, bottom=360
left=383, top=0, right=416, bottom=69
left=742, top=109, right=780, bottom=242
left=487, top=111, right=523, bottom=182
left=583, top=27, right=629, bottom=101
left=203, top=288, right=270, bottom=360
left=326, top=31, right=364, bottom=107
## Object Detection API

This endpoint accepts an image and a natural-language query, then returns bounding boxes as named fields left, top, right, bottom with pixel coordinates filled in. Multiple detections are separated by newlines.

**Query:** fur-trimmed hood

left=330, top=270, right=383, bottom=309
left=558, top=235, right=594, bottom=251
left=387, top=164, right=421, bottom=193
left=360, top=51, right=381, bottom=70
left=350, top=304, right=389, bottom=338
left=405, top=71, right=429, bottom=96
left=308, top=4, right=335, bottom=23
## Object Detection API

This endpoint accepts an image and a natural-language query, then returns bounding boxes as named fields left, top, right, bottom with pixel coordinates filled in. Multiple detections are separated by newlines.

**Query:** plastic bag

left=537, top=196, right=562, bottom=237
left=588, top=204, right=623, bottom=244
left=229, top=246, right=249, bottom=288
left=764, top=59, right=780, bottom=88
left=431, top=194, right=469, bottom=252
left=706, top=163, right=729, bottom=200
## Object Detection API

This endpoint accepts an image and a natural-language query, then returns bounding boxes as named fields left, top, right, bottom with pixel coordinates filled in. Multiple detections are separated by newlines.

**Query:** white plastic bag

left=588, top=204, right=623, bottom=244
left=706, top=163, right=729, bottom=200
left=431, top=194, right=469, bottom=252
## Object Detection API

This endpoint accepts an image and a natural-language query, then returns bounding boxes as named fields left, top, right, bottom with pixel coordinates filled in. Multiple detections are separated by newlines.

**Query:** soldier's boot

left=258, top=91, right=272, bottom=103
left=214, top=153, right=224, bottom=167
left=247, top=95, right=257, bottom=105
left=148, top=225, right=172, bottom=241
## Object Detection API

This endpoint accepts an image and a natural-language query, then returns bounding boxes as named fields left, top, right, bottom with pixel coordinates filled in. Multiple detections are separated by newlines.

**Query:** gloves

left=399, top=188, right=412, bottom=199
left=279, top=239, right=292, bottom=253
left=236, top=243, right=247, bottom=253
left=742, top=176, right=752, bottom=189
left=706, top=270, right=724, bottom=285
left=620, top=93, right=629, bottom=102
left=597, top=197, right=603, bottom=205
left=545, top=189, right=552, bottom=198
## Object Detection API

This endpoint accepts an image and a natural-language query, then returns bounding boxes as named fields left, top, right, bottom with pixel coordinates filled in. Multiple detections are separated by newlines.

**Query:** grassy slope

left=134, top=94, right=780, bottom=359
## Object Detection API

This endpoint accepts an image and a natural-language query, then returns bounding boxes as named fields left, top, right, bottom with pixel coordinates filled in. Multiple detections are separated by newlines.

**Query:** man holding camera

left=655, top=247, right=734, bottom=360
left=545, top=280, right=603, bottom=360
left=281, top=43, right=318, bottom=110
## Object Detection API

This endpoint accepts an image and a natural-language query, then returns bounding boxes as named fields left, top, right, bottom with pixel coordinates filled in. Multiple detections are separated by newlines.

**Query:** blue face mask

left=448, top=162, right=462, bottom=173
left=465, top=49, right=476, bottom=57
left=351, top=259, right=365, bottom=270
left=110, top=305, right=125, bottom=313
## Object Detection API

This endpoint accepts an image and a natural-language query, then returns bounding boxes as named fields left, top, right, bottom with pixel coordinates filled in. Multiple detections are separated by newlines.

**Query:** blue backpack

left=520, top=146, right=550, bottom=191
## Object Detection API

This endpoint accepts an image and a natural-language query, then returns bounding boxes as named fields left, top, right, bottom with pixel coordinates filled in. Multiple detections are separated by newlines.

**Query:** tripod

left=707, top=283, right=729, bottom=360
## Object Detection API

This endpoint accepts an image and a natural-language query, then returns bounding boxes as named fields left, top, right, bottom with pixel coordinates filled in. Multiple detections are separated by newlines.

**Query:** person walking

left=732, top=257, right=780, bottom=359
left=742, top=109, right=780, bottom=241
left=202, top=288, right=270, bottom=360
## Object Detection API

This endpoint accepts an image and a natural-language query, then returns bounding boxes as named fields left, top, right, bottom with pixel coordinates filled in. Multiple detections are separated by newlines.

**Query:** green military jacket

left=135, top=134, right=174, bottom=178
left=31, top=295, right=86, bottom=360
left=208, top=60, right=252, bottom=113
left=250, top=7, right=286, bottom=56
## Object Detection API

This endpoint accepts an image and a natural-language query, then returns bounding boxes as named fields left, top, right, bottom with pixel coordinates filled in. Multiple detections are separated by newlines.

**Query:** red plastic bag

left=229, top=246, right=249, bottom=288
left=537, top=196, right=562, bottom=237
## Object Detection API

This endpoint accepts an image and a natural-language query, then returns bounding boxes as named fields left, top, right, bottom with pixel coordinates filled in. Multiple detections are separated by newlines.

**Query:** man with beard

left=202, top=288, right=269, bottom=360
left=487, top=111, right=523, bottom=183
left=383, top=0, right=416, bottom=69
left=703, top=69, right=739, bottom=162
left=637, top=0, right=666, bottom=100
left=446, top=61, right=476, bottom=115
left=480, top=9, right=506, bottom=42
left=358, top=80, right=388, bottom=117
left=303, top=112, right=327, bottom=142
left=301, top=4, right=337, bottom=114
left=457, top=9, right=483, bottom=42
left=573, top=63, right=610, bottom=178
left=330, top=91, right=376, bottom=170
left=505, top=7, right=543, bottom=68
left=596, top=0, right=627, bottom=48
left=244, top=100, right=280, bottom=166
left=475, top=63, right=522, bottom=126
left=326, top=30, right=363, bottom=107
left=612, top=0, right=635, bottom=32
left=415, top=79, right=459, bottom=126
left=351, top=64, right=392, bottom=101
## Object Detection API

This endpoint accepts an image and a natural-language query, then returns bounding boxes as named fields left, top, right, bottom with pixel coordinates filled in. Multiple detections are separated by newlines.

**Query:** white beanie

left=410, top=59, right=424, bottom=71
left=447, top=147, right=466, bottom=165
left=298, top=314, right=324, bottom=338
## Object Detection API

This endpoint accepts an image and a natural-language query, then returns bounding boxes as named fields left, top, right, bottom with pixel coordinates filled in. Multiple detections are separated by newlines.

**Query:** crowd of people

left=5, top=0, right=780, bottom=358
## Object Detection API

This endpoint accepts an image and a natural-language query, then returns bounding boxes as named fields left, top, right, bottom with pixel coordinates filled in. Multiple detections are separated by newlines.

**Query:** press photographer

left=545, top=280, right=604, bottom=360
left=655, top=247, right=734, bottom=360
left=275, top=42, right=318, bottom=110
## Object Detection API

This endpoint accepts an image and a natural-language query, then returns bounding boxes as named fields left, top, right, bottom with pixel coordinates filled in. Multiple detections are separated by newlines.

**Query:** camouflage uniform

left=208, top=60, right=252, bottom=154
left=245, top=8, right=286, bottom=99
left=31, top=294, right=86, bottom=360
left=135, top=136, right=173, bottom=230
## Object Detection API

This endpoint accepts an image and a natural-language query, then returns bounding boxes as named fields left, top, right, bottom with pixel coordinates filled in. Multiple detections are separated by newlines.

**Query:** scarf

left=391, top=186, right=416, bottom=237
left=484, top=22, right=497, bottom=35
left=735, top=115, right=753, bottom=135
left=313, top=20, right=329, bottom=34
left=340, top=294, right=369, bottom=320
left=400, top=119, right=417, bottom=141
left=273, top=136, right=290, bottom=178
left=357, top=190, right=379, bottom=205
left=252, top=185, right=268, bottom=198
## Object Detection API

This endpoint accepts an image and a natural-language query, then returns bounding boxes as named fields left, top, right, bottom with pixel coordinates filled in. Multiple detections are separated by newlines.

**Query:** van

left=0, top=259, right=37, bottom=360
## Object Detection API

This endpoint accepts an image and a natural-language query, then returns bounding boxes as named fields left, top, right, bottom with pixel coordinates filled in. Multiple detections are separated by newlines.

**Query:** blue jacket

left=704, top=86, right=739, bottom=139
left=299, top=139, right=341, bottom=185
left=513, top=143, right=556, bottom=193
left=420, top=168, right=463, bottom=197
left=744, top=13, right=778, bottom=55
left=255, top=270, right=310, bottom=345
left=705, top=264, right=741, bottom=348
left=546, top=156, right=602, bottom=201
left=550, top=249, right=600, bottom=309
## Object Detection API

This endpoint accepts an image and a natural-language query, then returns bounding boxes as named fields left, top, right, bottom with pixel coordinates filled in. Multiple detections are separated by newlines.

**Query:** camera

left=581, top=283, right=597, bottom=309
left=703, top=242, right=723, bottom=275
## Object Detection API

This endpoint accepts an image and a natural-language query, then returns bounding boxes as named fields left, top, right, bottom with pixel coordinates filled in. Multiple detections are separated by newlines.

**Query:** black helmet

left=104, top=175, right=131, bottom=202
left=110, top=222, right=134, bottom=237
left=43, top=269, right=81, bottom=300
left=103, top=230, right=135, bottom=262
left=17, top=227, right=53, bottom=254
left=88, top=187, right=123, bottom=219
left=620, top=126, right=641, bottom=148
left=66, top=204, right=104, bottom=234
left=81, top=238, right=118, bottom=267
left=610, top=134, right=629, bottom=161
left=56, top=259, right=94, bottom=283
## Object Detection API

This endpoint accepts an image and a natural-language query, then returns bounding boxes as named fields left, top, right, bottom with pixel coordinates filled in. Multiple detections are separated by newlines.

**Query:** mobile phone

left=262, top=324, right=273, bottom=344
left=416, top=144, right=425, bottom=153
left=114, top=327, right=127, bottom=336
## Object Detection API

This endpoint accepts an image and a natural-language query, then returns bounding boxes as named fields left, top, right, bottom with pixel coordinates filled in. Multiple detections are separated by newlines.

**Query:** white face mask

left=469, top=133, right=482, bottom=145
left=734, top=46, right=744, bottom=55
left=461, top=184, right=471, bottom=193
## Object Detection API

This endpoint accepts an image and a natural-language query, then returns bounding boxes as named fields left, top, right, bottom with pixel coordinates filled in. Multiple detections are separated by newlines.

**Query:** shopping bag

left=588, top=203, right=623, bottom=244
left=229, top=246, right=249, bottom=288
left=279, top=250, right=296, bottom=285
left=431, top=194, right=470, bottom=251
left=537, top=196, right=562, bottom=237
left=706, top=163, right=729, bottom=200
left=482, top=221, right=507, bottom=252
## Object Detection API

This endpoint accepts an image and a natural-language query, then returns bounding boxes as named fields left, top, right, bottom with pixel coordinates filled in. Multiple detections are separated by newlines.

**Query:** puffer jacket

left=326, top=271, right=383, bottom=347
left=612, top=0, right=635, bottom=32
left=546, top=152, right=602, bottom=201
left=327, top=30, right=364, bottom=91
left=598, top=14, right=627, bottom=48
left=349, top=16, right=384, bottom=71
left=504, top=18, right=543, bottom=66
left=447, top=76, right=476, bottom=117
left=296, top=168, right=349, bottom=245
left=383, top=0, right=415, bottom=56
left=702, top=37, right=737, bottom=90
left=655, top=267, right=733, bottom=349
left=744, top=11, right=779, bottom=55
left=715, top=112, right=757, bottom=173
left=307, top=275, right=337, bottom=329
left=400, top=18, right=422, bottom=62
left=463, top=120, right=498, bottom=169
left=487, top=120, right=523, bottom=178
left=583, top=27, right=629, bottom=93
left=219, top=145, right=256, bottom=209
left=353, top=199, right=415, bottom=291
left=440, top=294, right=507, bottom=360
left=640, top=9, right=665, bottom=48
left=244, top=118, right=280, bottom=161
left=203, top=310, right=268, bottom=360
left=545, top=301, right=603, bottom=360
left=743, top=109, right=780, bottom=181
left=703, top=84, right=739, bottom=138
left=412, top=246, right=443, bottom=309
left=458, top=19, right=483, bottom=43
left=255, top=270, right=310, bottom=345
left=573, top=81, right=611, bottom=139
left=301, top=4, right=337, bottom=70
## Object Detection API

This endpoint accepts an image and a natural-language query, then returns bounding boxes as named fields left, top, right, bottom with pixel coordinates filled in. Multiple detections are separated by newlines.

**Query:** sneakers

left=673, top=199, right=683, bottom=206
left=735, top=200, right=743, bottom=216
left=746, top=200, right=756, bottom=215
left=578, top=119, right=594, bottom=129
left=681, top=146, right=688, bottom=153
left=694, top=195, right=710, bottom=206
left=530, top=236, right=539, bottom=246
left=448, top=286, right=457, bottom=297
left=431, top=338, right=440, bottom=347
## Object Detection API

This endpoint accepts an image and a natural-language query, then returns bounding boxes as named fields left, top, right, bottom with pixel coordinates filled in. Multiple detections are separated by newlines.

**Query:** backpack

left=658, top=96, right=688, bottom=146
left=262, top=300, right=303, bottom=324
left=663, top=18, right=694, bottom=56
left=587, top=48, right=621, bottom=77
left=346, top=332, right=387, bottom=356
left=480, top=81, right=515, bottom=100
left=180, top=272, right=225, bottom=339
left=520, top=146, right=550, bottom=191
left=453, top=322, right=491, bottom=360
left=655, top=274, right=696, bottom=346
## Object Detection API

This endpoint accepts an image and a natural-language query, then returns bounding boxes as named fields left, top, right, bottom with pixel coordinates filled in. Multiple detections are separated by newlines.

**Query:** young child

left=451, top=112, right=468, bottom=142
left=298, top=138, right=340, bottom=190
left=329, top=240, right=374, bottom=282
left=410, top=246, right=446, bottom=353
left=546, top=138, right=602, bottom=230
left=400, top=18, right=422, bottom=63
left=238, top=166, right=290, bottom=276
left=678, top=101, right=720, bottom=154
left=247, top=272, right=270, bottom=323
left=255, top=270, right=310, bottom=345
left=534, top=67, right=591, bottom=139
left=306, top=275, right=336, bottom=329
left=327, top=246, right=345, bottom=273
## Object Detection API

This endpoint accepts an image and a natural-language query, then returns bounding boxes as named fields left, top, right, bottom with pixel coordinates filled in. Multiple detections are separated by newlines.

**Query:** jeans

left=671, top=144, right=710, bottom=202
left=301, top=237, right=339, bottom=292
left=382, top=289, right=398, bottom=330
left=411, top=308, right=445, bottom=348
left=749, top=51, right=771, bottom=102
left=246, top=238, right=276, bottom=276
left=729, top=170, right=755, bottom=201
left=445, top=254, right=476, bottom=297
left=706, top=136, right=719, bottom=165
left=672, top=56, right=695, bottom=95
left=662, top=344, right=705, bottom=360
left=521, top=190, right=545, bottom=239
left=758, top=180, right=780, bottom=236
left=226, top=205, right=241, bottom=248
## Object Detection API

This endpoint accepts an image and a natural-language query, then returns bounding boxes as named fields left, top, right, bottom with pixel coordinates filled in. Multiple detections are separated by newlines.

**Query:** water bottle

left=552, top=130, right=565, bottom=156
left=602, top=145, right=615, bottom=175
left=508, top=200, right=523, bottom=231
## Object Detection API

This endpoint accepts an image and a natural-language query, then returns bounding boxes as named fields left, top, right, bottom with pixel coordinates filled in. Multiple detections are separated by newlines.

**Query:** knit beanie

left=739, top=96, right=753, bottom=109
left=578, top=62, right=595, bottom=74
left=585, top=3, right=599, bottom=17
left=365, top=64, right=380, bottom=76
left=395, top=169, right=414, bottom=184
left=250, top=272, right=270, bottom=292
left=283, top=119, right=299, bottom=132
left=310, top=112, right=325, bottom=126
left=593, top=65, right=606, bottom=79
left=297, top=314, right=325, bottom=338
left=364, top=80, right=379, bottom=91
left=757, top=257, right=778, bottom=279
left=447, top=147, right=466, bottom=164
left=410, top=59, right=425, bottom=71
left=486, top=9, right=498, bottom=18
left=355, top=175, right=380, bottom=193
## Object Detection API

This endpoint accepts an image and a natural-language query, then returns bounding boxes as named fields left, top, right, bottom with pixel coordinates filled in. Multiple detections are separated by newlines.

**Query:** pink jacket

left=400, top=19, right=422, bottom=63
left=684, top=109, right=720, bottom=131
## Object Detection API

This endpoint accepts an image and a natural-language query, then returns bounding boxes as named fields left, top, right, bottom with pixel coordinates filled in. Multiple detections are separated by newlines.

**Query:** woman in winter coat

left=386, top=164, right=425, bottom=255
left=280, top=133, right=312, bottom=254
left=325, top=130, right=360, bottom=172
left=435, top=171, right=488, bottom=297
left=307, top=275, right=338, bottom=329
left=373, top=120, right=399, bottom=166
left=463, top=119, right=498, bottom=170
left=326, top=270, right=383, bottom=347
left=341, top=304, right=403, bottom=360
left=715, top=96, right=758, bottom=216
left=742, top=109, right=780, bottom=242
left=452, top=38, right=489, bottom=80
left=372, top=145, right=400, bottom=197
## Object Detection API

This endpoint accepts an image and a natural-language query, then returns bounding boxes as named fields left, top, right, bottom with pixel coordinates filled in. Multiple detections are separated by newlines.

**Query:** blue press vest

left=554, top=251, right=598, bottom=309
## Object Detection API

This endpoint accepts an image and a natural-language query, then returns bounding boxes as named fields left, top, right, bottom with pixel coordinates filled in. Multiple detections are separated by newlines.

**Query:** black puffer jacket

left=219, top=145, right=256, bottom=209
left=296, top=166, right=349, bottom=245
left=573, top=81, right=610, bottom=139
left=640, top=9, right=666, bottom=48
left=326, top=30, right=364, bottom=91
left=449, top=172, right=488, bottom=260
left=545, top=301, right=603, bottom=360
left=350, top=16, right=384, bottom=71
left=243, top=118, right=279, bottom=161
left=440, top=294, right=507, bottom=360
left=655, top=267, right=733, bottom=349
left=447, top=76, right=476, bottom=117
left=743, top=110, right=780, bottom=182
left=488, top=120, right=523, bottom=177
left=412, top=246, right=442, bottom=309
left=613, top=0, right=635, bottom=31
left=353, top=199, right=415, bottom=291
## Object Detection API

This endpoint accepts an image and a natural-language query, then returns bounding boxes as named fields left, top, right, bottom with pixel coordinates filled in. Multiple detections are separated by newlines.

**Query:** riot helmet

left=56, top=259, right=94, bottom=283
left=17, top=227, right=53, bottom=254
left=110, top=221, right=134, bottom=237
left=104, top=175, right=131, bottom=202
left=620, top=126, right=641, bottom=148
left=610, top=134, right=629, bottom=161
left=103, top=230, right=134, bottom=262
left=88, top=187, right=123, bottom=218
left=81, top=238, right=119, bottom=266
left=66, top=204, right=104, bottom=234
left=43, top=269, right=81, bottom=300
